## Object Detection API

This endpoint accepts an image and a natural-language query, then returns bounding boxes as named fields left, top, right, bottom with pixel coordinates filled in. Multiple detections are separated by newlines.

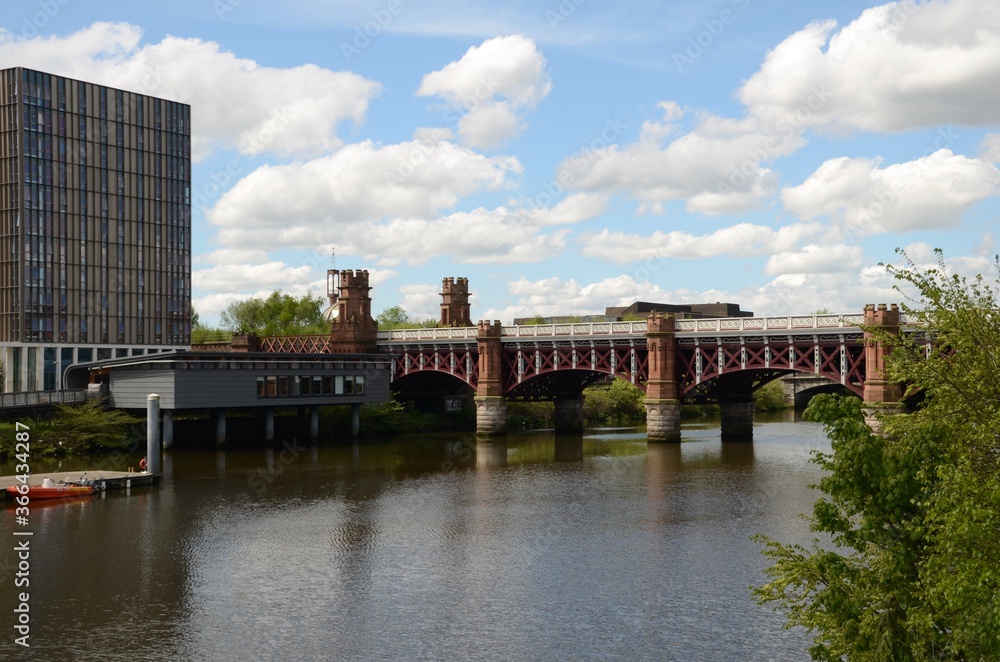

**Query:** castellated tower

left=440, top=277, right=472, bottom=327
left=327, top=269, right=378, bottom=353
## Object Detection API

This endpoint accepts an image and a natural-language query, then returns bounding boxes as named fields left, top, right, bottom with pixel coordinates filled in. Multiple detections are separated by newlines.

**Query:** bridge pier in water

left=554, top=395, right=584, bottom=434
left=719, top=399, right=754, bottom=442
left=475, top=320, right=507, bottom=436
left=644, top=313, right=682, bottom=442
left=862, top=303, right=904, bottom=431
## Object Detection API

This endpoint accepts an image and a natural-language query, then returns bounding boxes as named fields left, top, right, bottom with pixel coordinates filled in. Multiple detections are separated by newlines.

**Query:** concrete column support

left=309, top=405, right=320, bottom=441
left=264, top=407, right=275, bottom=443
left=162, top=409, right=174, bottom=450
left=350, top=403, right=361, bottom=436
left=475, top=320, right=507, bottom=436
left=553, top=395, right=584, bottom=434
left=645, top=313, right=681, bottom=442
left=146, top=394, right=161, bottom=474
left=862, top=303, right=904, bottom=433
left=720, top=400, right=754, bottom=442
left=214, top=408, right=227, bottom=447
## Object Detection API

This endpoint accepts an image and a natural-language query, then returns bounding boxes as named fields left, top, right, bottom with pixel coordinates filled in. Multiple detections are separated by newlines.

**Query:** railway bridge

left=246, top=270, right=909, bottom=442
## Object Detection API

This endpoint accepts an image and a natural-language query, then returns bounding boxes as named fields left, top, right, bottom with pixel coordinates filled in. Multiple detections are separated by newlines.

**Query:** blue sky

left=3, top=0, right=999, bottom=325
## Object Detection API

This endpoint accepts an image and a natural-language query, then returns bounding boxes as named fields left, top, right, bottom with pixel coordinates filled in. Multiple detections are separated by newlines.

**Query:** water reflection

left=2, top=420, right=827, bottom=660
left=476, top=440, right=507, bottom=469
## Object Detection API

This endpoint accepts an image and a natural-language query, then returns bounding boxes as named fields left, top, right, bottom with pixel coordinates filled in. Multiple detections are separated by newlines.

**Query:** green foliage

left=753, top=379, right=789, bottom=412
left=506, top=401, right=554, bottom=429
left=376, top=305, right=437, bottom=330
left=754, top=248, right=1000, bottom=660
left=191, top=326, right=232, bottom=344
left=10, top=400, right=138, bottom=456
left=220, top=290, right=327, bottom=336
left=583, top=379, right=646, bottom=422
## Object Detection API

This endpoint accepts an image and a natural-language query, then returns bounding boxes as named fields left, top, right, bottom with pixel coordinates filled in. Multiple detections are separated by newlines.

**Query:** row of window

left=19, top=68, right=190, bottom=135
left=257, top=375, right=367, bottom=398
left=11, top=344, right=172, bottom=391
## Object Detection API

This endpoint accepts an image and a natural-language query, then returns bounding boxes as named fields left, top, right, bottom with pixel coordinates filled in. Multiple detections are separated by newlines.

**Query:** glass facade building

left=0, top=67, right=190, bottom=392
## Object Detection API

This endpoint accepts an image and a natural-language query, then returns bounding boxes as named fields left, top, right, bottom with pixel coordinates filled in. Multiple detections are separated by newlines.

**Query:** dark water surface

left=2, top=415, right=831, bottom=660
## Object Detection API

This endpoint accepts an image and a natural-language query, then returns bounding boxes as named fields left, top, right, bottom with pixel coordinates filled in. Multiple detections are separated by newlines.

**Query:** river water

left=2, top=414, right=831, bottom=660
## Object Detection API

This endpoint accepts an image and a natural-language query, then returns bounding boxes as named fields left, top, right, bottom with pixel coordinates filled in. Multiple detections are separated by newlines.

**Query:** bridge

left=236, top=270, right=912, bottom=442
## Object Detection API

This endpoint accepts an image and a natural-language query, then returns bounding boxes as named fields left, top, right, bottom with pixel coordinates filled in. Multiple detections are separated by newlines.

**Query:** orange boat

left=6, top=483, right=97, bottom=500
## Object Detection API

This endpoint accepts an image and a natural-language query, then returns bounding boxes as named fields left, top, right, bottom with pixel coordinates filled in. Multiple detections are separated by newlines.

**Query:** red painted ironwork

left=261, top=329, right=867, bottom=399
left=258, top=335, right=332, bottom=353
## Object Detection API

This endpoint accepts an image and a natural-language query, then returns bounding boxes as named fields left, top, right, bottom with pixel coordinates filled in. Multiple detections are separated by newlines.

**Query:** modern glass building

left=0, top=67, right=191, bottom=392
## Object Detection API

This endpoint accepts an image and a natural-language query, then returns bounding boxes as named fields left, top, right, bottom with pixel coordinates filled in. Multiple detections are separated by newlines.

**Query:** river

left=2, top=413, right=831, bottom=660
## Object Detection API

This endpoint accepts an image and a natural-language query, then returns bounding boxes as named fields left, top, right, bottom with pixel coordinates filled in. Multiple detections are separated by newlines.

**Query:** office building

left=0, top=67, right=190, bottom=392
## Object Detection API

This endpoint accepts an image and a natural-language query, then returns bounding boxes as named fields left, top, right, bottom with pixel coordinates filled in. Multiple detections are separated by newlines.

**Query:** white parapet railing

left=673, top=313, right=866, bottom=333
left=501, top=320, right=648, bottom=337
left=377, top=327, right=479, bottom=341
left=375, top=313, right=873, bottom=343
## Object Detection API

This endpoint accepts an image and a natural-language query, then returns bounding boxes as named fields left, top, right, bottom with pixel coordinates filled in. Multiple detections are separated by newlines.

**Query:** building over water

left=0, top=67, right=191, bottom=392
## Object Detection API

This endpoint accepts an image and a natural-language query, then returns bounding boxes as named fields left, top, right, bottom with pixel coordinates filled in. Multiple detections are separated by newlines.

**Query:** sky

left=2, top=0, right=999, bottom=325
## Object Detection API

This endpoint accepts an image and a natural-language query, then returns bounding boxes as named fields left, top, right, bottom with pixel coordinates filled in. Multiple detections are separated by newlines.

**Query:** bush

left=582, top=379, right=645, bottom=423
left=753, top=379, right=789, bottom=411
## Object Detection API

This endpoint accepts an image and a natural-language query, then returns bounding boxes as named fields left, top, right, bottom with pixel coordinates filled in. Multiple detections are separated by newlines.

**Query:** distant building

left=0, top=67, right=191, bottom=392
left=605, top=301, right=752, bottom=320
left=514, top=301, right=752, bottom=326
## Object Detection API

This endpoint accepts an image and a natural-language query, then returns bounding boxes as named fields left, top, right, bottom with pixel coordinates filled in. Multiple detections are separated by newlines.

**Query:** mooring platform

left=1, top=470, right=162, bottom=496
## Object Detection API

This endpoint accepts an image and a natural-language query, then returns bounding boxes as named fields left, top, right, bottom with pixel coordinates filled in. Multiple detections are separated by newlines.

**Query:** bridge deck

left=375, top=312, right=883, bottom=345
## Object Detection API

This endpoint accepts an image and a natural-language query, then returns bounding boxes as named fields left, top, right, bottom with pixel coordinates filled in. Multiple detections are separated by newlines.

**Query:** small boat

left=6, top=481, right=97, bottom=500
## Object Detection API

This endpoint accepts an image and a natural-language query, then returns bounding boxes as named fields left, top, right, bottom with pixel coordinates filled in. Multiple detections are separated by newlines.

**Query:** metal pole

left=147, top=394, right=161, bottom=474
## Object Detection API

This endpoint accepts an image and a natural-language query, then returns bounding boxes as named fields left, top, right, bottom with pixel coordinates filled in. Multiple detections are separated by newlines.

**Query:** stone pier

left=553, top=395, right=584, bottom=434
left=475, top=320, right=507, bottom=435
left=644, top=313, right=681, bottom=442
left=862, top=303, right=904, bottom=432
left=720, top=399, right=754, bottom=442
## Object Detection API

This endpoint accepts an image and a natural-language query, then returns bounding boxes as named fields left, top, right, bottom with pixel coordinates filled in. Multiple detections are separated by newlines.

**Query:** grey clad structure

left=0, top=67, right=191, bottom=392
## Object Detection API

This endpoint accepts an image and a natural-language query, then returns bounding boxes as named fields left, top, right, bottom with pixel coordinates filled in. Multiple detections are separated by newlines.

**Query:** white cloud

left=527, top=192, right=608, bottom=225
left=580, top=222, right=822, bottom=264
left=982, top=133, right=1000, bottom=162
left=418, top=34, right=552, bottom=148
left=207, top=138, right=522, bottom=248
left=192, top=261, right=317, bottom=294
left=764, top=244, right=865, bottom=276
left=193, top=249, right=270, bottom=266
left=557, top=114, right=800, bottom=215
left=482, top=274, right=700, bottom=321
left=397, top=284, right=442, bottom=323
left=0, top=22, right=379, bottom=160
left=739, top=1, right=1000, bottom=132
left=334, top=207, right=571, bottom=267
left=781, top=149, right=1000, bottom=234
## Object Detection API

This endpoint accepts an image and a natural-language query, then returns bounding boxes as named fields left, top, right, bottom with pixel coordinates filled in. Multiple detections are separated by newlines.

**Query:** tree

left=376, top=305, right=437, bottom=330
left=220, top=291, right=327, bottom=336
left=753, top=249, right=1000, bottom=660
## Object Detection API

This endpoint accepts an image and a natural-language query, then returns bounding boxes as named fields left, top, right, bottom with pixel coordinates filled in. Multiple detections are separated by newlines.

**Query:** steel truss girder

left=677, top=336, right=865, bottom=397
